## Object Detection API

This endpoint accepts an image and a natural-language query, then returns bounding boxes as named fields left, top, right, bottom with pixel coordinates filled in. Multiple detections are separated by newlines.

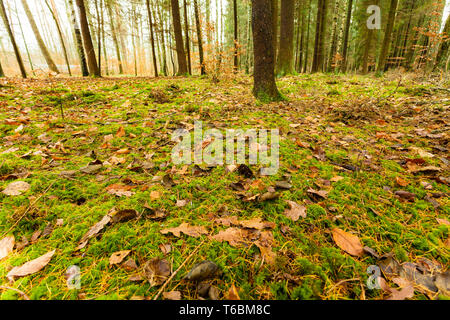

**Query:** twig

left=1, top=180, right=56, bottom=238
left=0, top=286, right=30, bottom=300
left=152, top=239, right=205, bottom=300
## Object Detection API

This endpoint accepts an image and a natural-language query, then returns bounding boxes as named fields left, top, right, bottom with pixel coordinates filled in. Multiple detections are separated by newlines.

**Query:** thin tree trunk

left=303, top=0, right=311, bottom=73
left=156, top=0, right=168, bottom=76
left=326, top=0, right=338, bottom=72
left=340, top=0, right=353, bottom=72
left=94, top=0, right=102, bottom=74
left=0, top=58, right=4, bottom=77
left=245, top=3, right=251, bottom=74
left=276, top=0, right=295, bottom=76
left=106, top=0, right=123, bottom=74
left=146, top=0, right=158, bottom=77
left=100, top=0, right=108, bottom=75
left=68, top=0, right=88, bottom=76
left=377, top=0, right=398, bottom=73
left=312, top=0, right=328, bottom=73
left=193, top=0, right=205, bottom=75
left=252, top=0, right=281, bottom=101
left=75, top=0, right=100, bottom=76
left=271, top=0, right=278, bottom=61
left=21, top=0, right=59, bottom=73
left=183, top=0, right=191, bottom=74
left=233, top=0, right=238, bottom=72
left=45, top=0, right=72, bottom=75
left=0, top=0, right=26, bottom=77
left=14, top=0, right=35, bottom=75
left=434, top=13, right=450, bottom=71
left=170, top=0, right=188, bottom=75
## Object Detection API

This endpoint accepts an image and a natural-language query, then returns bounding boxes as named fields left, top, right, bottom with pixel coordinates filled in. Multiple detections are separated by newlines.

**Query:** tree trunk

left=14, top=0, right=35, bottom=75
left=0, top=58, right=4, bottom=77
left=326, top=0, right=338, bottom=72
left=233, top=0, right=238, bottom=72
left=276, top=0, right=295, bottom=76
left=94, top=0, right=102, bottom=74
left=183, top=0, right=191, bottom=75
left=340, top=0, right=353, bottom=72
left=68, top=0, right=88, bottom=76
left=252, top=0, right=281, bottom=101
left=21, top=0, right=59, bottom=73
left=100, top=0, right=108, bottom=75
left=156, top=0, right=168, bottom=76
left=303, top=0, right=311, bottom=73
left=376, top=0, right=398, bottom=73
left=193, top=0, right=205, bottom=75
left=75, top=0, right=100, bottom=76
left=170, top=0, right=188, bottom=75
left=311, top=0, right=328, bottom=73
left=0, top=0, right=26, bottom=78
left=434, top=14, right=450, bottom=71
left=271, top=0, right=278, bottom=61
left=45, top=0, right=72, bottom=75
left=146, top=0, right=158, bottom=77
left=106, top=1, right=123, bottom=74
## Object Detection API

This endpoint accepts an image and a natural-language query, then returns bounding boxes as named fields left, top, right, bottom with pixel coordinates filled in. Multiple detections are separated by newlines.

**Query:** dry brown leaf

left=163, top=291, right=182, bottom=300
left=2, top=181, right=30, bottom=196
left=150, top=190, right=161, bottom=201
left=226, top=284, right=240, bottom=300
left=331, top=228, right=364, bottom=257
left=238, top=217, right=275, bottom=230
left=75, top=214, right=112, bottom=250
left=144, top=258, right=171, bottom=287
left=116, top=126, right=125, bottom=137
left=7, top=250, right=55, bottom=280
left=210, top=228, right=251, bottom=247
left=395, top=176, right=409, bottom=187
left=160, top=223, right=208, bottom=238
left=109, top=250, right=131, bottom=265
left=0, top=236, right=15, bottom=261
left=284, top=200, right=307, bottom=221
left=436, top=218, right=450, bottom=226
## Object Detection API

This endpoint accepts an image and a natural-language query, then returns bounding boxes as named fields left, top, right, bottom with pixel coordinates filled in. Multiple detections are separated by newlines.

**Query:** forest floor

left=0, top=73, right=448, bottom=300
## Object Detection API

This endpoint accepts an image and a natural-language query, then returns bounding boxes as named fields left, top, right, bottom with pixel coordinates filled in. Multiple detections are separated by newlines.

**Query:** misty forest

left=0, top=0, right=449, bottom=301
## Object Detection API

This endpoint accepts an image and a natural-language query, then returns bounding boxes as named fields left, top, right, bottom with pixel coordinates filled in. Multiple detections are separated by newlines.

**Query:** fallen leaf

left=116, top=126, right=125, bottom=137
left=163, top=291, right=182, bottom=300
left=109, top=250, right=131, bottom=265
left=160, top=223, right=208, bottom=238
left=226, top=284, right=240, bottom=300
left=159, top=243, right=171, bottom=254
left=7, top=250, right=55, bottom=280
left=2, top=181, right=30, bottom=196
left=0, top=236, right=15, bottom=261
left=331, top=228, right=364, bottom=257
left=110, top=209, right=138, bottom=223
left=76, top=214, right=112, bottom=250
left=284, top=200, right=307, bottom=221
left=144, top=258, right=171, bottom=287
left=184, top=260, right=220, bottom=282
left=395, top=177, right=409, bottom=187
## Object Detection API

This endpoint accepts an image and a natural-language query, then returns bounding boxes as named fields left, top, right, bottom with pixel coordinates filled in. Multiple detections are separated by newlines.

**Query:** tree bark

left=303, top=0, right=311, bottom=73
left=45, top=0, right=72, bottom=75
left=68, top=0, right=88, bottom=76
left=106, top=0, right=123, bottom=74
left=170, top=0, right=188, bottom=75
left=0, top=0, right=26, bottom=78
left=271, top=0, right=278, bottom=61
left=183, top=0, right=191, bottom=75
left=233, top=0, right=238, bottom=72
left=311, top=0, right=328, bottom=73
left=146, top=0, right=158, bottom=77
left=193, top=0, right=205, bottom=75
left=434, top=14, right=450, bottom=71
left=276, top=0, right=295, bottom=76
left=376, top=0, right=398, bottom=73
left=340, top=0, right=353, bottom=72
left=75, top=0, right=100, bottom=76
left=252, top=0, right=281, bottom=101
left=21, top=0, right=59, bottom=73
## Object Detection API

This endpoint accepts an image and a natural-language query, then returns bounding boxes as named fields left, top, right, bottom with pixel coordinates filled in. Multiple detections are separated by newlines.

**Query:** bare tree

left=170, top=0, right=188, bottom=75
left=193, top=0, right=205, bottom=75
left=20, top=0, right=59, bottom=73
left=0, top=0, right=26, bottom=78
left=146, top=0, right=158, bottom=77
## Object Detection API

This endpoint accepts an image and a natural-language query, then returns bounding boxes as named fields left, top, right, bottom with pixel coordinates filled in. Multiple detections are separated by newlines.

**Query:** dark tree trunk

left=0, top=0, right=26, bottom=78
left=303, top=0, right=311, bottom=73
left=193, top=0, right=205, bottom=75
left=340, top=0, right=353, bottom=72
left=312, top=0, right=328, bottom=73
left=233, top=0, right=238, bottom=72
left=170, top=0, right=188, bottom=75
left=21, top=0, right=59, bottom=73
left=183, top=0, right=191, bottom=74
left=377, top=0, right=398, bottom=73
left=146, top=0, right=158, bottom=77
left=434, top=14, right=450, bottom=71
left=75, top=0, right=100, bottom=77
left=271, top=0, right=278, bottom=60
left=276, top=0, right=295, bottom=76
left=0, top=59, right=4, bottom=77
left=252, top=0, right=281, bottom=101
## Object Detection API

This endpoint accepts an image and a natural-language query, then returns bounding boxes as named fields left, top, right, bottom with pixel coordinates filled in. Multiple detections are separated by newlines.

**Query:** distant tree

left=170, top=0, right=188, bottom=75
left=340, top=0, right=353, bottom=72
left=0, top=57, right=4, bottom=77
left=434, top=13, right=450, bottom=71
left=68, top=0, right=88, bottom=76
left=106, top=0, right=123, bottom=74
left=193, top=0, right=206, bottom=75
left=75, top=0, right=100, bottom=77
left=183, top=0, right=192, bottom=75
left=0, top=0, right=26, bottom=78
left=252, top=0, right=281, bottom=101
left=312, top=0, right=328, bottom=73
left=233, top=0, right=238, bottom=72
left=377, top=0, right=398, bottom=73
left=276, top=0, right=295, bottom=76
left=20, top=0, right=59, bottom=74
left=146, top=0, right=159, bottom=77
